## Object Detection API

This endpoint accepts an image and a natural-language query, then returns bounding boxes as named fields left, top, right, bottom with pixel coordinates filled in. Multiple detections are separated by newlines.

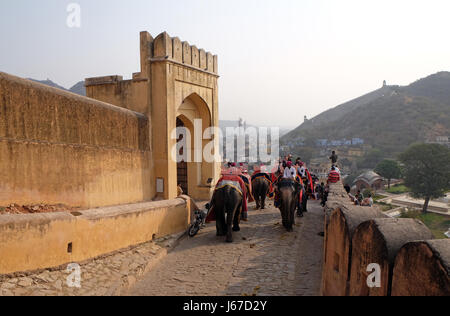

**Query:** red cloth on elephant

left=239, top=173, right=254, bottom=202
left=206, top=174, right=248, bottom=223
left=295, top=176, right=304, bottom=204
left=270, top=173, right=278, bottom=184
left=221, top=167, right=242, bottom=176
left=306, top=169, right=315, bottom=200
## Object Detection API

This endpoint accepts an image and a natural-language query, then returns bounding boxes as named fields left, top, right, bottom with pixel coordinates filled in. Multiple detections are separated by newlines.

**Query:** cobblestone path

left=129, top=200, right=325, bottom=296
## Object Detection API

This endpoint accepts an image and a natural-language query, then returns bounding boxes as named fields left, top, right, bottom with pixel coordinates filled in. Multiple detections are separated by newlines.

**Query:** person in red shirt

left=327, top=166, right=341, bottom=184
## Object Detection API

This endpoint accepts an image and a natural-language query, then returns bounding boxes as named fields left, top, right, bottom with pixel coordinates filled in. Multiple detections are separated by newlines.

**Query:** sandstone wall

left=0, top=197, right=192, bottom=275
left=0, top=72, right=154, bottom=208
left=85, top=76, right=149, bottom=115
left=321, top=181, right=450, bottom=296
left=349, top=218, right=434, bottom=296
left=392, top=240, right=449, bottom=296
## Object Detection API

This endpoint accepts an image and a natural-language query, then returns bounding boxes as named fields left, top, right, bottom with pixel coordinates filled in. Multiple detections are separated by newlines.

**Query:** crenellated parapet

left=85, top=31, right=219, bottom=114
left=140, top=31, right=218, bottom=76
left=84, top=31, right=220, bottom=201
left=86, top=31, right=218, bottom=88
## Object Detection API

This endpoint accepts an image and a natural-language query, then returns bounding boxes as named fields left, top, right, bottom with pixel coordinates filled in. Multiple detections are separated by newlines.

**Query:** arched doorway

left=175, top=93, right=217, bottom=200
left=176, top=117, right=188, bottom=195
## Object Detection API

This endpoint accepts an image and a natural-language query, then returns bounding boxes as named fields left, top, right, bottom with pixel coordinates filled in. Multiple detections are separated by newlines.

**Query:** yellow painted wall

left=0, top=72, right=154, bottom=208
left=0, top=197, right=191, bottom=275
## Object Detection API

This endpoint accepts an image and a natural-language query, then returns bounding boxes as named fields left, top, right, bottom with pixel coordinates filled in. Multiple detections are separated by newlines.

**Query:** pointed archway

left=175, top=93, right=217, bottom=200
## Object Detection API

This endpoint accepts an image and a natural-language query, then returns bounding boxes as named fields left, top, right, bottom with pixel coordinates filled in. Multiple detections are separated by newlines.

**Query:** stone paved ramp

left=128, top=200, right=324, bottom=296
left=0, top=233, right=183, bottom=296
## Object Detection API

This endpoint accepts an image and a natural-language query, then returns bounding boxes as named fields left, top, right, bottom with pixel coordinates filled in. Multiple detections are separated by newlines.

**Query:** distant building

left=352, top=138, right=365, bottom=145
left=317, top=139, right=328, bottom=147
left=353, top=171, right=384, bottom=191
left=309, top=159, right=331, bottom=180
left=347, top=148, right=364, bottom=157
left=426, top=136, right=450, bottom=148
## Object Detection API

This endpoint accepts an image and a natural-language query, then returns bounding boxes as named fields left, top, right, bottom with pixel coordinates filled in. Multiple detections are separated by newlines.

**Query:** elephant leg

left=216, top=208, right=227, bottom=236
left=303, top=197, right=308, bottom=213
left=297, top=196, right=303, bottom=217
left=255, top=196, right=260, bottom=210
left=289, top=208, right=295, bottom=232
left=233, top=202, right=242, bottom=232
left=282, top=211, right=288, bottom=229
left=261, top=194, right=266, bottom=210
left=226, top=206, right=239, bottom=243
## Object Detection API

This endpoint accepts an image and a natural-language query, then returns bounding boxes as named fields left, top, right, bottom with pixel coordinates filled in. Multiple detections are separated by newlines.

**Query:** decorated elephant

left=251, top=176, right=271, bottom=210
left=210, top=185, right=243, bottom=243
left=275, top=179, right=300, bottom=232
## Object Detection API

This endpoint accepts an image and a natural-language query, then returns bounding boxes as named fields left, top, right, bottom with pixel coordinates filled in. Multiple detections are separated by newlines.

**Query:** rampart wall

left=0, top=72, right=154, bottom=208
left=0, top=197, right=192, bottom=275
left=322, top=182, right=449, bottom=296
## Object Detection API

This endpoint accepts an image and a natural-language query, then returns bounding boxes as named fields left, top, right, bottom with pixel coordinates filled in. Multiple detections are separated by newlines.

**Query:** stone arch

left=176, top=93, right=216, bottom=200
left=177, top=93, right=212, bottom=128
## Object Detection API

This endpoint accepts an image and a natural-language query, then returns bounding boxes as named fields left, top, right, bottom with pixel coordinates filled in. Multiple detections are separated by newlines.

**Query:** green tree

left=344, top=173, right=358, bottom=187
left=375, top=159, right=402, bottom=189
left=399, top=144, right=450, bottom=214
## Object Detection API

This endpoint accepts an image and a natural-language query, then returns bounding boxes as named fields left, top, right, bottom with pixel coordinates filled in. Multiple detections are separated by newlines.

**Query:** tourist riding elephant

left=211, top=185, right=243, bottom=243
left=252, top=176, right=271, bottom=210
left=275, top=179, right=300, bottom=232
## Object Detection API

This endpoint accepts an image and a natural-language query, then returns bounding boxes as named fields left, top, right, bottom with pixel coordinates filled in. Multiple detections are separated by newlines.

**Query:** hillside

left=299, top=84, right=398, bottom=130
left=68, top=81, right=86, bottom=96
left=283, top=72, right=450, bottom=154
left=28, top=79, right=86, bottom=96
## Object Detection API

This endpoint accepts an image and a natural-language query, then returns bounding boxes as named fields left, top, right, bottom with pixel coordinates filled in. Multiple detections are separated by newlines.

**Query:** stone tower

left=85, top=31, right=220, bottom=200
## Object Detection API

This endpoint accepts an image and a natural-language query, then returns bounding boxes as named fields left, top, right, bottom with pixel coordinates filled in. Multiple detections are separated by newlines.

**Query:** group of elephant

left=211, top=172, right=311, bottom=243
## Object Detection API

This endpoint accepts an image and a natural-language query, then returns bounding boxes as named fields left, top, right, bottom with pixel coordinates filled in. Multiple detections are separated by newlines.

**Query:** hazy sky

left=1, top=0, right=450, bottom=128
